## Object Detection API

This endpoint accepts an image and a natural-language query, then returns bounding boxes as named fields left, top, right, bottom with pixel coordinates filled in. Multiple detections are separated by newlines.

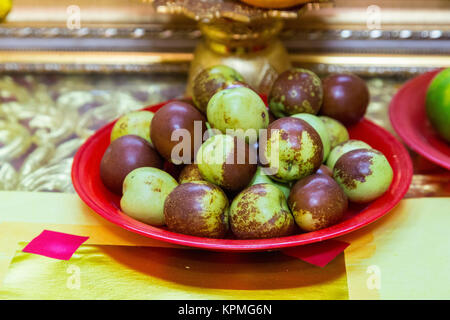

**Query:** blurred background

left=0, top=0, right=449, bottom=196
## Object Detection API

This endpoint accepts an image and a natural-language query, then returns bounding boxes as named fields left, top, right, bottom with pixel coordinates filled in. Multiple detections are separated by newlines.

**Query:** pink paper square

left=23, top=230, right=89, bottom=260
left=281, top=239, right=350, bottom=268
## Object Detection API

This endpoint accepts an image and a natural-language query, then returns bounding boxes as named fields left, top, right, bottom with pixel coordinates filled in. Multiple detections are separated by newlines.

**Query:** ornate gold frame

left=0, top=0, right=449, bottom=75
left=1, top=51, right=448, bottom=76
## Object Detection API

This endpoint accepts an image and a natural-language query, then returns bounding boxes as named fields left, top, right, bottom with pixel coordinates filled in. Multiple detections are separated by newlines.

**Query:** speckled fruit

left=150, top=101, right=206, bottom=163
left=207, top=86, right=269, bottom=140
left=316, top=164, right=333, bottom=177
left=292, top=113, right=331, bottom=161
left=111, top=111, right=154, bottom=145
left=120, top=167, right=178, bottom=226
left=326, top=139, right=372, bottom=169
left=164, top=181, right=229, bottom=238
left=178, top=163, right=204, bottom=184
left=261, top=117, right=323, bottom=182
left=229, top=183, right=295, bottom=239
left=248, top=166, right=291, bottom=199
left=319, top=116, right=349, bottom=149
left=269, top=68, right=323, bottom=117
left=321, top=73, right=369, bottom=125
left=333, top=148, right=393, bottom=203
left=192, top=65, right=245, bottom=113
left=196, top=134, right=257, bottom=192
left=100, top=135, right=163, bottom=194
left=288, top=174, right=348, bottom=232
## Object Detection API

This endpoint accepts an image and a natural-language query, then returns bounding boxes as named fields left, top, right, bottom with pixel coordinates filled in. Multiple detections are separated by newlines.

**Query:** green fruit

left=111, top=111, right=154, bottom=145
left=268, top=68, right=323, bottom=117
left=204, top=121, right=221, bottom=140
left=192, top=65, right=245, bottom=113
left=196, top=134, right=257, bottom=192
left=229, top=183, right=295, bottom=239
left=178, top=164, right=204, bottom=184
left=326, top=139, right=372, bottom=169
left=262, top=117, right=323, bottom=182
left=319, top=116, right=349, bottom=149
left=288, top=174, right=348, bottom=232
left=120, top=167, right=178, bottom=226
left=292, top=113, right=331, bottom=161
left=164, top=181, right=229, bottom=238
left=333, top=148, right=393, bottom=203
left=248, top=166, right=291, bottom=199
left=207, top=86, right=269, bottom=141
left=426, top=68, right=450, bottom=143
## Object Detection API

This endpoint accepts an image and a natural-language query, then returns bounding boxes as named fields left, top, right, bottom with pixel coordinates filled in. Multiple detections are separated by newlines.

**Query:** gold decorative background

left=0, top=73, right=186, bottom=192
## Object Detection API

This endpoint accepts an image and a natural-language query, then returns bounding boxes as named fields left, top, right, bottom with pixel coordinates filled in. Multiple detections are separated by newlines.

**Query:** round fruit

left=100, top=135, right=163, bottom=194
left=319, top=116, right=349, bottom=149
left=326, top=139, right=372, bottom=169
left=164, top=181, right=229, bottom=238
left=111, top=110, right=154, bottom=145
left=150, top=101, right=206, bottom=163
left=207, top=86, right=269, bottom=140
left=261, top=117, right=323, bottom=182
left=288, top=174, right=348, bottom=232
left=178, top=164, right=204, bottom=184
left=192, top=65, right=245, bottom=114
left=120, top=167, right=178, bottom=226
left=333, top=148, right=393, bottom=203
left=269, top=68, right=323, bottom=117
left=321, top=73, right=369, bottom=125
left=426, top=68, right=450, bottom=143
left=292, top=113, right=331, bottom=161
left=196, top=134, right=257, bottom=192
left=229, top=183, right=295, bottom=239
left=248, top=166, right=291, bottom=199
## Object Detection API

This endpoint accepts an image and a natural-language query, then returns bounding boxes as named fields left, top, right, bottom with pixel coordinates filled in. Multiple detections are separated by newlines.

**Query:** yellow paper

left=1, top=191, right=449, bottom=299
left=0, top=192, right=349, bottom=299
left=0, top=243, right=348, bottom=300
left=343, top=198, right=450, bottom=300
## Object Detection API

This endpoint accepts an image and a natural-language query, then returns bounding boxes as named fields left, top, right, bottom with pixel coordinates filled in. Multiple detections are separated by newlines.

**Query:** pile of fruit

left=99, top=65, right=394, bottom=239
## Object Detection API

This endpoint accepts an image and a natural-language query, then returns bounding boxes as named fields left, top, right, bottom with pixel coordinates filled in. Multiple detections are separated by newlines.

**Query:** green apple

left=120, top=167, right=178, bottom=226
left=207, top=86, right=269, bottom=141
left=192, top=65, right=245, bottom=113
left=111, top=110, right=154, bottom=145
left=229, top=183, right=295, bottom=239
left=333, top=148, right=393, bottom=203
left=326, top=139, right=372, bottom=169
left=292, top=113, right=331, bottom=161
left=426, top=68, right=450, bottom=143
left=164, top=181, right=229, bottom=238
left=261, top=117, right=323, bottom=182
left=319, top=116, right=349, bottom=149
left=196, top=134, right=257, bottom=192
left=248, top=166, right=291, bottom=199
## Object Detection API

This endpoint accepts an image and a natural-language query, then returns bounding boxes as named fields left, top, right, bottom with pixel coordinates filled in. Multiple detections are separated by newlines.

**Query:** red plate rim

left=72, top=102, right=413, bottom=252
left=389, top=69, right=450, bottom=170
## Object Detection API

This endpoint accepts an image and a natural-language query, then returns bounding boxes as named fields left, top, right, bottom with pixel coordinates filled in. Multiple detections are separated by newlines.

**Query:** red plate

left=72, top=101, right=413, bottom=252
left=389, top=69, right=450, bottom=170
